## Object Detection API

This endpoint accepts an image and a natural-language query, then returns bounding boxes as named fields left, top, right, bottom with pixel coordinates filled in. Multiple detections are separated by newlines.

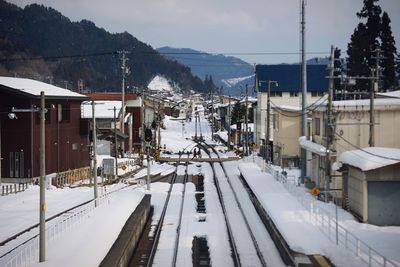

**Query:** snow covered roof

left=340, top=147, right=400, bottom=171
left=299, top=136, right=327, bottom=156
left=376, top=90, right=400, bottom=99
left=0, top=76, right=87, bottom=99
left=81, top=101, right=121, bottom=119
left=314, top=98, right=400, bottom=112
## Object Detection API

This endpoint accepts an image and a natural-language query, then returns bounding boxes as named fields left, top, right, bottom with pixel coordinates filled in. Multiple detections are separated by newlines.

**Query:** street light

left=10, top=92, right=46, bottom=262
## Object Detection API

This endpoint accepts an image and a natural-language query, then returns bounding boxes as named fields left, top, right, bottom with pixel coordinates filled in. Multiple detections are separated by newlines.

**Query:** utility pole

left=8, top=96, right=47, bottom=261
left=129, top=115, right=133, bottom=154
left=91, top=100, right=98, bottom=206
left=142, top=89, right=146, bottom=156
left=266, top=82, right=271, bottom=162
left=228, top=95, right=231, bottom=151
left=300, top=0, right=308, bottom=184
left=211, top=90, right=214, bottom=141
left=39, top=91, right=46, bottom=262
left=325, top=45, right=335, bottom=203
left=369, top=48, right=381, bottom=147
left=114, top=106, right=118, bottom=179
left=245, top=84, right=249, bottom=156
left=266, top=81, right=278, bottom=163
left=147, top=146, right=150, bottom=191
left=157, top=101, right=161, bottom=150
left=119, top=51, right=129, bottom=153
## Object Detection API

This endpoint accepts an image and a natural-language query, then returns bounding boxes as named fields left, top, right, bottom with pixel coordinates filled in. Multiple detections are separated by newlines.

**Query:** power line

left=0, top=49, right=330, bottom=63
left=335, top=132, right=400, bottom=161
left=269, top=94, right=327, bottom=117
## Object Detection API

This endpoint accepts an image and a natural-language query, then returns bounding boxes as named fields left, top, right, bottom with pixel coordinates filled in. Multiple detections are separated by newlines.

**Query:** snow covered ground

left=1, top=107, right=399, bottom=267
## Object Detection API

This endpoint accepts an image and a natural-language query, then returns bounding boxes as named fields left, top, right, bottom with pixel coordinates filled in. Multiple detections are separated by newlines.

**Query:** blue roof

left=256, top=64, right=328, bottom=93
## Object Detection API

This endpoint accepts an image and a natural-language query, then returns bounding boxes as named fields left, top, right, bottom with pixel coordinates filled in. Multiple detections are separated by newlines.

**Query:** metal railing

left=1, top=192, right=110, bottom=267
left=263, top=163, right=399, bottom=267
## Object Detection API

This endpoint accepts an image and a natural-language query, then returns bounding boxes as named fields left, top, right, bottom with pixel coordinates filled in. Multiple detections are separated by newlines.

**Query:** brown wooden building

left=0, top=77, right=89, bottom=179
left=85, top=92, right=143, bottom=151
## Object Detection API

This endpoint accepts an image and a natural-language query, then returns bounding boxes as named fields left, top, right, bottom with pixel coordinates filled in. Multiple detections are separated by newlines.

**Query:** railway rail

left=197, top=141, right=267, bottom=267
left=131, top=150, right=191, bottom=267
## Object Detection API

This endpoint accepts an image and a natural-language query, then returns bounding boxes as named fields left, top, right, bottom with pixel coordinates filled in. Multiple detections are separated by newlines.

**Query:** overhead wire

left=0, top=48, right=330, bottom=65
left=269, top=94, right=327, bottom=118
left=335, top=132, right=400, bottom=161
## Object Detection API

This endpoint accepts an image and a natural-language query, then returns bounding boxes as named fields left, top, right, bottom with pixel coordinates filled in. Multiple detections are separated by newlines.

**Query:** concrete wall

left=273, top=110, right=301, bottom=159
left=100, top=194, right=151, bottom=267
left=311, top=107, right=400, bottom=192
left=255, top=92, right=322, bottom=145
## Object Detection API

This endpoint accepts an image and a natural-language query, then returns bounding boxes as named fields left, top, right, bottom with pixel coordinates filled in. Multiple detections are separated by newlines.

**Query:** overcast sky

left=9, top=0, right=400, bottom=64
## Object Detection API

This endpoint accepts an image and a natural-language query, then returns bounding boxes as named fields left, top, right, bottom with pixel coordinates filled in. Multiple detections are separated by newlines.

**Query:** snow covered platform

left=237, top=162, right=382, bottom=267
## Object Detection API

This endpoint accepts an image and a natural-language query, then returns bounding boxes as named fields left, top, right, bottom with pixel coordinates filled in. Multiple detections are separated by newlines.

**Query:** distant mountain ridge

left=0, top=0, right=204, bottom=93
left=157, top=46, right=254, bottom=91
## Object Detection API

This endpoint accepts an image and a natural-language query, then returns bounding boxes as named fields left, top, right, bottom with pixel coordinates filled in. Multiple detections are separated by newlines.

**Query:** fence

left=1, top=183, right=30, bottom=196
left=52, top=167, right=90, bottom=187
left=263, top=163, right=399, bottom=267
left=0, top=192, right=110, bottom=267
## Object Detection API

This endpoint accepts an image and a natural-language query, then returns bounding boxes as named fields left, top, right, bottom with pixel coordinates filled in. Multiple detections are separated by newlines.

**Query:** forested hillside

left=0, top=0, right=205, bottom=93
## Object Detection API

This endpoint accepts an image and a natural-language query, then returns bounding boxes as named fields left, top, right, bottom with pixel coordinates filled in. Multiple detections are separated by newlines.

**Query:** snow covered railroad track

left=196, top=142, right=267, bottom=267
left=131, top=153, right=190, bottom=267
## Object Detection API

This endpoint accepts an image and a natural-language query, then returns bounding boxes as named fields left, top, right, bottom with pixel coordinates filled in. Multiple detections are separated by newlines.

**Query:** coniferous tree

left=397, top=53, right=400, bottom=84
left=333, top=48, right=344, bottom=100
left=347, top=23, right=370, bottom=93
left=356, top=0, right=382, bottom=66
left=380, top=11, right=397, bottom=91
left=346, top=0, right=399, bottom=95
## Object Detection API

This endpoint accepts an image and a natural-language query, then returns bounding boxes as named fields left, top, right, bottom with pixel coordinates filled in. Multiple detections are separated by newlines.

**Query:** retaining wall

left=100, top=194, right=151, bottom=267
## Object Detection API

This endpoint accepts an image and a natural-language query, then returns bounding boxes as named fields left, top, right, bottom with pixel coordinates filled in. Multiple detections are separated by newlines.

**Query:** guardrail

left=0, top=192, right=110, bottom=267
left=262, top=163, right=399, bottom=267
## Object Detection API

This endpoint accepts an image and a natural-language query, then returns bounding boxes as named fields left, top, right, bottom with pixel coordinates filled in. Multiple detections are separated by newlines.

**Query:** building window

left=60, top=103, right=71, bottom=122
left=270, top=92, right=282, bottom=97
left=10, top=152, right=14, bottom=177
left=290, top=92, right=299, bottom=97
left=273, top=114, right=277, bottom=130
left=311, top=91, right=324, bottom=97
left=314, top=117, right=321, bottom=136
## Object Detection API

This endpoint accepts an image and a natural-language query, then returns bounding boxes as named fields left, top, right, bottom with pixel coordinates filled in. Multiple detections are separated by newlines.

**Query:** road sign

left=121, top=164, right=127, bottom=171
left=311, top=187, right=320, bottom=196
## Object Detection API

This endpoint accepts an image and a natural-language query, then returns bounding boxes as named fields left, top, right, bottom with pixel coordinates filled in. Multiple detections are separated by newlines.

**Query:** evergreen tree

left=347, top=23, right=370, bottom=93
left=397, top=52, right=400, bottom=83
left=380, top=12, right=397, bottom=91
left=357, top=0, right=382, bottom=61
left=231, top=101, right=245, bottom=125
left=333, top=48, right=344, bottom=100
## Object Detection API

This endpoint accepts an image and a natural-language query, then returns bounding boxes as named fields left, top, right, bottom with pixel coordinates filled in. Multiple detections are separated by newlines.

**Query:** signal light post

left=145, top=128, right=152, bottom=190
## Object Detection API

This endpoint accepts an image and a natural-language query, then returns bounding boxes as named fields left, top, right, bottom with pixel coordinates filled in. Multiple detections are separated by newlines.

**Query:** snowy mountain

left=157, top=46, right=254, bottom=95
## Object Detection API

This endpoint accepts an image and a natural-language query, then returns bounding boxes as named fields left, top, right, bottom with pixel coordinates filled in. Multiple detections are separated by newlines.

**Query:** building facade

left=0, top=77, right=89, bottom=179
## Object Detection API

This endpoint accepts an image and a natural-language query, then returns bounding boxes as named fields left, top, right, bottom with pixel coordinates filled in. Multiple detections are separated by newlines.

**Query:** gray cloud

left=8, top=0, right=400, bottom=64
